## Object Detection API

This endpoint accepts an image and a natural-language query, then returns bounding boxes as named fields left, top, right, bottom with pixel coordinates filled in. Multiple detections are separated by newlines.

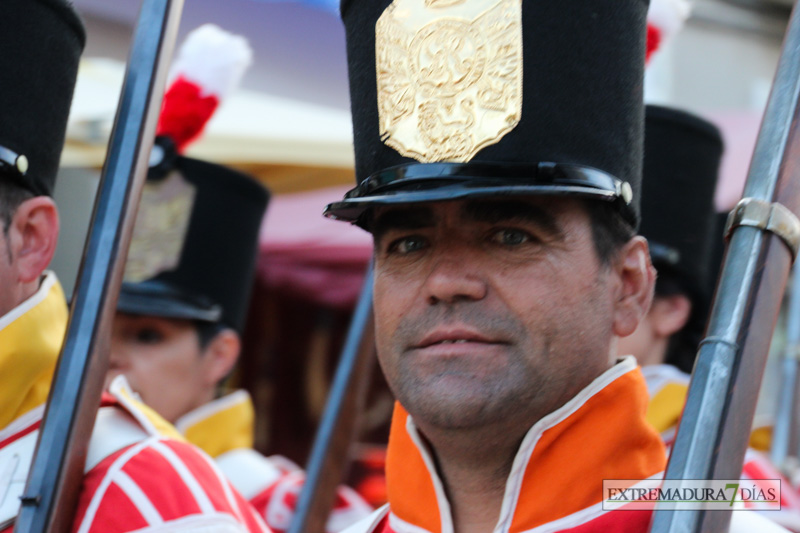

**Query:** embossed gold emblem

left=123, top=171, right=196, bottom=283
left=376, top=0, right=522, bottom=162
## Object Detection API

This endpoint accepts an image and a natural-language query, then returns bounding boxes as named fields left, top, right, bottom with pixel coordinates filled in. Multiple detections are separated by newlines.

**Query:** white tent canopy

left=64, top=58, right=355, bottom=168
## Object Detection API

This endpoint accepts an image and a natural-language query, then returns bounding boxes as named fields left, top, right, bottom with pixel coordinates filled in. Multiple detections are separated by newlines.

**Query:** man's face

left=108, top=314, right=216, bottom=423
left=371, top=197, right=626, bottom=433
left=0, top=225, right=18, bottom=317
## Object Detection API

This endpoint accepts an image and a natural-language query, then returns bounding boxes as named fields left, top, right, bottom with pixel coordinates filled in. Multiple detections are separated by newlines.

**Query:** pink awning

left=704, top=109, right=763, bottom=212
left=258, top=185, right=372, bottom=308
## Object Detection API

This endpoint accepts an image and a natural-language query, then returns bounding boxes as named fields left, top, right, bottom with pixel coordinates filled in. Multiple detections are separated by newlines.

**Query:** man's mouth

left=415, top=328, right=506, bottom=349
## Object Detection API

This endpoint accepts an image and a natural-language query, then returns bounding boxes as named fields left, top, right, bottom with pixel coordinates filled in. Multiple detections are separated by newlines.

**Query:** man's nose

left=424, top=253, right=488, bottom=305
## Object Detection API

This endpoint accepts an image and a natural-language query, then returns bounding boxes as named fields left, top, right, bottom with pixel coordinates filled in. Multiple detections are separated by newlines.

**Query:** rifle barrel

left=288, top=264, right=375, bottom=533
left=14, top=1, right=184, bottom=531
left=650, top=2, right=800, bottom=532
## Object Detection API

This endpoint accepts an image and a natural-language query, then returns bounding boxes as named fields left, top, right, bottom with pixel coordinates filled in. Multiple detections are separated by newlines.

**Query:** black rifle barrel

left=650, top=2, right=800, bottom=532
left=14, top=1, right=184, bottom=531
left=288, top=264, right=375, bottom=533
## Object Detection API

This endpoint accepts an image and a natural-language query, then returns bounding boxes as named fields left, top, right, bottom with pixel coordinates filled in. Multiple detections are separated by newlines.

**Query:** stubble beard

left=378, top=303, right=557, bottom=432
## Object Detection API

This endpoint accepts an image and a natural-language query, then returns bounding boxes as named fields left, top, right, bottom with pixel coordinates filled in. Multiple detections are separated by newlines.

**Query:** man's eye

left=388, top=236, right=428, bottom=254
left=135, top=328, right=164, bottom=344
left=491, top=229, right=532, bottom=246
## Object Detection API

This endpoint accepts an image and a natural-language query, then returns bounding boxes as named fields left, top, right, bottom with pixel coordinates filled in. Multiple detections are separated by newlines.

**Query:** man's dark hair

left=0, top=179, right=33, bottom=234
left=583, top=200, right=636, bottom=265
left=194, top=320, right=228, bottom=349
left=362, top=197, right=635, bottom=264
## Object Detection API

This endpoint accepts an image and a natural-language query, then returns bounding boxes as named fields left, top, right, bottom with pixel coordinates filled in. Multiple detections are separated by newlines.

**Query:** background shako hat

left=326, top=0, right=650, bottom=228
left=117, top=149, right=270, bottom=332
left=640, top=105, right=724, bottom=305
left=117, top=24, right=267, bottom=332
left=0, top=0, right=85, bottom=196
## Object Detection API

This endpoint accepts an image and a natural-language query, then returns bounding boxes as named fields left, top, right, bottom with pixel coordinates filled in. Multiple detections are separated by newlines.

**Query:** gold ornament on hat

left=123, top=172, right=196, bottom=283
left=376, top=0, right=523, bottom=163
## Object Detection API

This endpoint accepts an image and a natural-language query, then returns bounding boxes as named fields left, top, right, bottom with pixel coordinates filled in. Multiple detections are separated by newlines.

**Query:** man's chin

left=398, top=383, right=516, bottom=431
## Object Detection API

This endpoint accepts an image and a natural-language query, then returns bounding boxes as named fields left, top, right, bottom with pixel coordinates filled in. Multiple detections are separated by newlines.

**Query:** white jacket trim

left=108, top=375, right=161, bottom=436
left=216, top=448, right=282, bottom=500
left=404, top=417, right=454, bottom=533
left=340, top=505, right=389, bottom=533
left=76, top=437, right=160, bottom=533
left=0, top=405, right=44, bottom=444
left=639, top=364, right=690, bottom=396
left=0, top=272, right=57, bottom=332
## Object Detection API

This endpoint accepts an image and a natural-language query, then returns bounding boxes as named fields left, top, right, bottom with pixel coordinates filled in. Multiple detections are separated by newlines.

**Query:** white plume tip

left=169, top=23, right=253, bottom=100
left=648, top=0, right=692, bottom=41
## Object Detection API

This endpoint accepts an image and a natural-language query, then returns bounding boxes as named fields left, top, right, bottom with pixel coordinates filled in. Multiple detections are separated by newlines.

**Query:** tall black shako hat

left=640, top=105, right=724, bottom=305
left=0, top=0, right=85, bottom=196
left=325, top=0, right=650, bottom=228
left=117, top=25, right=268, bottom=332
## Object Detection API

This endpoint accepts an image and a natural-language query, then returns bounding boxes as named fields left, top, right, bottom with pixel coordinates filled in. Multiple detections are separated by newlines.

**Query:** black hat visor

left=118, top=280, right=222, bottom=323
left=324, top=161, right=632, bottom=226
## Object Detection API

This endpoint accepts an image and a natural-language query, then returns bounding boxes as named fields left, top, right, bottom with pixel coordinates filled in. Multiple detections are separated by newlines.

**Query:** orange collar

left=384, top=357, right=666, bottom=533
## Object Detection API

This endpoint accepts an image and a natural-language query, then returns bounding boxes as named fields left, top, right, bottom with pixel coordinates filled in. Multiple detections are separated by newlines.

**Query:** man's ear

left=202, top=328, right=241, bottom=386
left=650, top=294, right=692, bottom=338
left=9, top=196, right=60, bottom=283
left=611, top=236, right=656, bottom=338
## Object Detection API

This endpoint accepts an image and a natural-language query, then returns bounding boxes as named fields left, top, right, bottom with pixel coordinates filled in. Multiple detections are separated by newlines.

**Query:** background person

left=108, top=24, right=372, bottom=533
left=618, top=105, right=800, bottom=531
left=0, top=4, right=269, bottom=532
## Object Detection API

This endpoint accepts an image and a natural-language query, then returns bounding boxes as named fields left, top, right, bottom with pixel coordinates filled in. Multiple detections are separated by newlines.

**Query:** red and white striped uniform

left=0, top=377, right=271, bottom=533
left=175, top=391, right=372, bottom=533
left=741, top=450, right=800, bottom=532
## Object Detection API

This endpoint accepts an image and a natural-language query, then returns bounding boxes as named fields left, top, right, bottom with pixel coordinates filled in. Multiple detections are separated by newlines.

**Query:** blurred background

left=53, top=0, right=796, bottom=507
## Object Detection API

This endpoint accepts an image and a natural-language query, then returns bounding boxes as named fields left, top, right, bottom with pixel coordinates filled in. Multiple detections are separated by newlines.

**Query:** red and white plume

left=647, top=0, right=691, bottom=64
left=156, top=24, right=253, bottom=153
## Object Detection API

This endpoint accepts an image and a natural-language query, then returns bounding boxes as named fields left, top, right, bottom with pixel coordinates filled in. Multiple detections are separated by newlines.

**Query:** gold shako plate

left=376, top=0, right=523, bottom=163
left=123, top=171, right=196, bottom=283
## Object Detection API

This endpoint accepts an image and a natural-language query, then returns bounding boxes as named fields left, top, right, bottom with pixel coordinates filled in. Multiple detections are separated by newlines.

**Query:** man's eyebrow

left=370, top=207, right=435, bottom=241
left=463, top=200, right=563, bottom=235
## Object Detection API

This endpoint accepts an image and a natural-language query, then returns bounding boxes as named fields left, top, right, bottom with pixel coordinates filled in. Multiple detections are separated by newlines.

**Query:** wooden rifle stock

left=288, top=264, right=376, bottom=533
left=650, top=3, right=800, bottom=532
left=13, top=1, right=184, bottom=531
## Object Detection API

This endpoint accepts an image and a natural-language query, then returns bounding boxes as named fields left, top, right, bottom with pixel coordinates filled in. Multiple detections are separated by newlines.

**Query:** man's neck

left=0, top=278, right=42, bottom=323
left=417, top=422, right=527, bottom=533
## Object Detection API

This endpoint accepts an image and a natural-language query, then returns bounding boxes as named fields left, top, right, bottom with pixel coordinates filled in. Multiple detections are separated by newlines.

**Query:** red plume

left=155, top=24, right=252, bottom=154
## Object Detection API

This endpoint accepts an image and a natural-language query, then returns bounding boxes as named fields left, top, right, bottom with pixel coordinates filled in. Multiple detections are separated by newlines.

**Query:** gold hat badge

left=123, top=172, right=196, bottom=283
left=376, top=0, right=523, bottom=163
